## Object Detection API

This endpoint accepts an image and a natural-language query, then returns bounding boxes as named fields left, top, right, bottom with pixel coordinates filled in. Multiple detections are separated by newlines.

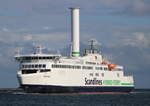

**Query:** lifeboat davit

left=101, top=61, right=108, bottom=64
left=108, top=64, right=117, bottom=70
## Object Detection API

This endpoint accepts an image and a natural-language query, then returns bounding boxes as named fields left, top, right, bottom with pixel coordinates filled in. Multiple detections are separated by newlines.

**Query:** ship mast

left=35, top=45, right=45, bottom=54
left=88, top=39, right=98, bottom=54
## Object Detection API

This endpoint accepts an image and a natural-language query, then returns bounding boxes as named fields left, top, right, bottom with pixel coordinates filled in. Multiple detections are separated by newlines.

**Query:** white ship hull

left=17, top=67, right=134, bottom=93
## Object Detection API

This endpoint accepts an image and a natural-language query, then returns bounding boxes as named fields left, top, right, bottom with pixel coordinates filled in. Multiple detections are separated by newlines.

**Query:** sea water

left=0, top=89, right=150, bottom=106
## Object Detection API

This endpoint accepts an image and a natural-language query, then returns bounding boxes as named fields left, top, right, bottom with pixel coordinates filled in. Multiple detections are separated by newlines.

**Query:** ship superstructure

left=15, top=8, right=134, bottom=93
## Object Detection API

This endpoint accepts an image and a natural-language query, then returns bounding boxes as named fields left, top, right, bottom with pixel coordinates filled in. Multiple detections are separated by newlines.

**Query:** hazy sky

left=0, top=0, right=150, bottom=88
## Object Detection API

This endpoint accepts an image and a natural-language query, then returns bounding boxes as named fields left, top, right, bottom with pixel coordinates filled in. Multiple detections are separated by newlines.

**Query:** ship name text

left=85, top=77, right=102, bottom=85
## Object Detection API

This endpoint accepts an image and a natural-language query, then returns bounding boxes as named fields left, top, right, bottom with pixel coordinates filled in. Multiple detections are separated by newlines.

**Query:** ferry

left=15, top=8, right=134, bottom=93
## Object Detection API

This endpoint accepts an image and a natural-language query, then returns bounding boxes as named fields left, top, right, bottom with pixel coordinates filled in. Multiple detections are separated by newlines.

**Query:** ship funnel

left=70, top=8, right=80, bottom=57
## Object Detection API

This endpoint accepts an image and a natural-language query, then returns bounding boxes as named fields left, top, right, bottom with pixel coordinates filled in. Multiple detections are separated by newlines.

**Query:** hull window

left=22, top=69, right=38, bottom=74
left=40, top=69, right=51, bottom=72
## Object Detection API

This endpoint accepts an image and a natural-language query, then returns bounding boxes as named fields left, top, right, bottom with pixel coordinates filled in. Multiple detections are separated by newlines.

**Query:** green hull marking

left=103, top=80, right=121, bottom=85
left=72, top=52, right=80, bottom=54
left=103, top=80, right=134, bottom=86
left=121, top=83, right=134, bottom=85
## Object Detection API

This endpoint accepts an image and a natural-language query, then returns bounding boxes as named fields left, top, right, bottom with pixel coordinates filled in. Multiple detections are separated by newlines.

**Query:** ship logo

left=85, top=77, right=102, bottom=85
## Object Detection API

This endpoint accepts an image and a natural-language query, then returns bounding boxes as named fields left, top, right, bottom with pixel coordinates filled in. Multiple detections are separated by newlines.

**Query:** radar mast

left=84, top=39, right=100, bottom=55
left=34, top=45, right=45, bottom=54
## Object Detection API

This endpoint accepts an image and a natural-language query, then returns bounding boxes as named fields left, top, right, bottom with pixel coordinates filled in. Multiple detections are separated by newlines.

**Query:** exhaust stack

left=70, top=8, right=80, bottom=57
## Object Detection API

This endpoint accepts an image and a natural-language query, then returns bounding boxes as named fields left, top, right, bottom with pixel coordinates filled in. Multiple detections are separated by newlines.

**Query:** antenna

left=34, top=44, right=45, bottom=54
left=88, top=39, right=101, bottom=49
left=89, top=39, right=94, bottom=50
left=57, top=50, right=60, bottom=55
left=15, top=47, right=22, bottom=55
left=86, top=39, right=101, bottom=54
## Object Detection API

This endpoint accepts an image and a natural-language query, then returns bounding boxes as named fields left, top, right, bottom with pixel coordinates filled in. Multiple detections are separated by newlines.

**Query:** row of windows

left=22, top=56, right=56, bottom=60
left=22, top=64, right=46, bottom=68
left=89, top=73, right=104, bottom=77
left=95, top=67, right=122, bottom=71
left=52, top=64, right=81, bottom=69
left=22, top=64, right=122, bottom=71
left=22, top=69, right=50, bottom=74
left=95, top=67, right=109, bottom=71
left=89, top=73, right=120, bottom=77
left=40, top=69, right=51, bottom=72
left=95, top=67, right=103, bottom=70
left=82, top=66, right=93, bottom=70
left=52, top=64, right=122, bottom=71
left=86, top=62, right=96, bottom=65
left=52, top=64, right=94, bottom=70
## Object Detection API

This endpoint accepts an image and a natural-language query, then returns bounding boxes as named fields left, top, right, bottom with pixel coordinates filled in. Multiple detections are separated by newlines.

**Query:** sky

left=0, top=0, right=150, bottom=88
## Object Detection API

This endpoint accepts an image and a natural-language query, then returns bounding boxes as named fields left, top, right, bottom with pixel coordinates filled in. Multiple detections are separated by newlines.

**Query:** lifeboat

left=108, top=64, right=117, bottom=70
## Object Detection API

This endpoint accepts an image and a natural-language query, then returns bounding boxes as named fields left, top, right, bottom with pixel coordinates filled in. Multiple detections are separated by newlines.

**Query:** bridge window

left=22, top=56, right=58, bottom=61
left=35, top=65, right=38, bottom=68
left=32, top=65, right=34, bottom=68
left=39, top=64, right=42, bottom=68
left=22, top=64, right=46, bottom=68
left=43, top=64, right=46, bottom=68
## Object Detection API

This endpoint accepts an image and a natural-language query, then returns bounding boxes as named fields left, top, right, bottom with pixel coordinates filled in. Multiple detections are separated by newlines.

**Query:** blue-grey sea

left=0, top=89, right=150, bottom=106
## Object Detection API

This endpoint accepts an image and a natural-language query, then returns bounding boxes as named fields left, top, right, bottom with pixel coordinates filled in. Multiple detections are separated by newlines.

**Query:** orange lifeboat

left=108, top=64, right=117, bottom=70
